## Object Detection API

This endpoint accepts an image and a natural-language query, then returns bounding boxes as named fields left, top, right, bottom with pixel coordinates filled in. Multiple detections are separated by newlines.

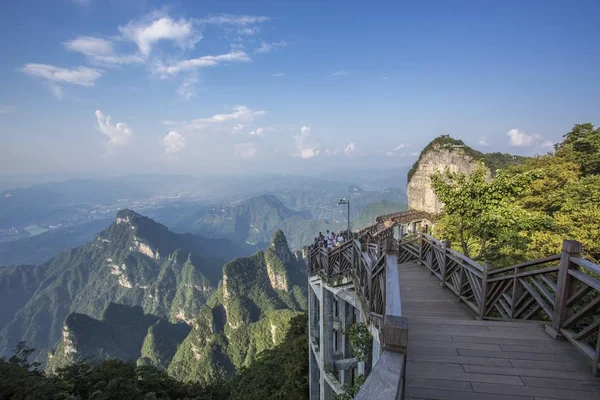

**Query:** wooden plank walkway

left=398, top=261, right=600, bottom=400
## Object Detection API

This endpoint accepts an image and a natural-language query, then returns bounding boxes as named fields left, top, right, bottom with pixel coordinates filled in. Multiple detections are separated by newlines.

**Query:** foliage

left=343, top=323, right=372, bottom=362
left=430, top=165, right=549, bottom=262
left=1, top=342, right=228, bottom=400
left=430, top=123, right=600, bottom=265
left=228, top=314, right=309, bottom=400
left=555, top=123, right=600, bottom=176
left=408, top=135, right=527, bottom=183
left=1, top=314, right=308, bottom=400
left=334, top=375, right=366, bottom=400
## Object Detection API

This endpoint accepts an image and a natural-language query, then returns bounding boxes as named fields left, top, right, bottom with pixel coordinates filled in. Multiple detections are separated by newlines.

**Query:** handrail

left=397, top=231, right=600, bottom=376
left=308, top=234, right=408, bottom=398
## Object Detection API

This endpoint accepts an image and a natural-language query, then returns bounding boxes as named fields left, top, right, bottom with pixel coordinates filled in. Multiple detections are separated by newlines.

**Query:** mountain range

left=0, top=210, right=253, bottom=363
left=0, top=209, right=306, bottom=384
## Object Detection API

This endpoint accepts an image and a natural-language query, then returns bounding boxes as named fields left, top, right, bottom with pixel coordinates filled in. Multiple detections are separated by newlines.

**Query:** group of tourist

left=312, top=230, right=351, bottom=250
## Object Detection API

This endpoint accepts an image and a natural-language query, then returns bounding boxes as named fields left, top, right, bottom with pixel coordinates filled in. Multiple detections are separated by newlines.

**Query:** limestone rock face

left=407, top=148, right=485, bottom=214
left=266, top=258, right=289, bottom=291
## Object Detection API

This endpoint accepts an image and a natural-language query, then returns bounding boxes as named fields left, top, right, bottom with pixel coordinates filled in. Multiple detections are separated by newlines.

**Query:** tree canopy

left=0, top=315, right=309, bottom=400
left=431, top=123, right=600, bottom=265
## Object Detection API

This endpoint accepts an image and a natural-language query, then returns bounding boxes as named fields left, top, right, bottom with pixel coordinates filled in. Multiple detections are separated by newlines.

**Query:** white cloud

left=542, top=140, right=554, bottom=148
left=272, top=72, right=284, bottom=77
left=234, top=142, right=257, bottom=158
left=119, top=13, right=201, bottom=56
left=238, top=27, right=260, bottom=35
left=205, top=106, right=264, bottom=123
left=162, top=131, right=186, bottom=160
left=507, top=128, right=535, bottom=147
left=0, top=105, right=11, bottom=114
left=410, top=152, right=419, bottom=156
left=63, top=36, right=144, bottom=65
left=478, top=136, right=489, bottom=146
left=255, top=41, right=287, bottom=54
left=95, top=110, right=133, bottom=150
left=154, top=50, right=251, bottom=75
left=249, top=127, right=264, bottom=137
left=344, top=142, right=356, bottom=156
left=332, top=70, right=348, bottom=76
left=177, top=73, right=199, bottom=100
left=168, top=106, right=266, bottom=132
left=386, top=151, right=394, bottom=157
left=393, top=143, right=409, bottom=151
left=294, top=125, right=319, bottom=159
left=21, top=64, right=102, bottom=86
left=324, top=148, right=340, bottom=156
left=200, top=14, right=270, bottom=26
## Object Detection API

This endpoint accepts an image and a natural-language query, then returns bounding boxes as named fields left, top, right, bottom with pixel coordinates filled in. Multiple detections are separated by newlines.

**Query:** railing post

left=510, top=264, right=524, bottom=320
left=418, top=226, right=426, bottom=263
left=440, top=240, right=451, bottom=287
left=457, top=261, right=466, bottom=303
left=594, top=326, right=600, bottom=377
left=478, top=263, right=490, bottom=320
left=549, top=240, right=582, bottom=339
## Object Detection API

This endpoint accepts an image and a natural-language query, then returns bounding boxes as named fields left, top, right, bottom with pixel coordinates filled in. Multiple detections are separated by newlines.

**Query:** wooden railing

left=308, top=237, right=407, bottom=398
left=399, top=231, right=600, bottom=376
left=308, top=238, right=388, bottom=322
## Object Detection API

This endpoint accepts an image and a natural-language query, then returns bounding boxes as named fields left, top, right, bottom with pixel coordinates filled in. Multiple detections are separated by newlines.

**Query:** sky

left=1, top=0, right=599, bottom=179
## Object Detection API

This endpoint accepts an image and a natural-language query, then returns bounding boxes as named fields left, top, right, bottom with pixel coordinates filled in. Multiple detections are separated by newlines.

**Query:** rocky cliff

left=0, top=209, right=252, bottom=363
left=168, top=229, right=307, bottom=383
left=406, top=136, right=526, bottom=213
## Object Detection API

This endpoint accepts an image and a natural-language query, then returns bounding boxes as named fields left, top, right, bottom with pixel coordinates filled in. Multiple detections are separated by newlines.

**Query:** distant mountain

left=354, top=200, right=408, bottom=230
left=180, top=189, right=406, bottom=251
left=0, top=209, right=252, bottom=362
left=43, top=229, right=306, bottom=383
left=181, top=195, right=311, bottom=248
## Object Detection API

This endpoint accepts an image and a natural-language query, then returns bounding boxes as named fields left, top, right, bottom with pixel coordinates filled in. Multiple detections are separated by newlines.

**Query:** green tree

left=430, top=165, right=549, bottom=262
left=555, top=123, right=600, bottom=176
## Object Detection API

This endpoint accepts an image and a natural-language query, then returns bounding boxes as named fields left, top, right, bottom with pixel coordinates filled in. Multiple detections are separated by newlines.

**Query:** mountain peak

left=115, top=209, right=143, bottom=224
left=270, top=229, right=292, bottom=264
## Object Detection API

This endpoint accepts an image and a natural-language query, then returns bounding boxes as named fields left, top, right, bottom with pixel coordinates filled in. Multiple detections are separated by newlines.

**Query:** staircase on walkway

left=306, top=216, right=600, bottom=400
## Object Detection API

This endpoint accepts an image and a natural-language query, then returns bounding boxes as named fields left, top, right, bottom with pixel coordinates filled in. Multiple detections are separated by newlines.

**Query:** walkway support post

left=549, top=240, right=582, bottom=338
left=319, top=284, right=334, bottom=399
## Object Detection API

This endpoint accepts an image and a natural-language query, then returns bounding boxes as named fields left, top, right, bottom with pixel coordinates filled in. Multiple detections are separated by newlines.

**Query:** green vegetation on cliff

left=0, top=314, right=308, bottom=400
left=431, top=123, right=600, bottom=265
left=0, top=210, right=251, bottom=364
left=168, top=230, right=307, bottom=383
left=408, top=135, right=527, bottom=183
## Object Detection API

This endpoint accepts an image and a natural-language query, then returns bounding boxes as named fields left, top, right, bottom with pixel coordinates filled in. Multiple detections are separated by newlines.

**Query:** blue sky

left=1, top=0, right=599, bottom=177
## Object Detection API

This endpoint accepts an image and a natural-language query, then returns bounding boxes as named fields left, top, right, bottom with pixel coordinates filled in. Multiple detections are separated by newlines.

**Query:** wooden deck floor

left=398, top=261, right=600, bottom=400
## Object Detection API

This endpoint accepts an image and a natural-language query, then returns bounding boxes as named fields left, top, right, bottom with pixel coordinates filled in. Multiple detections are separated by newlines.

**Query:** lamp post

left=338, top=198, right=350, bottom=237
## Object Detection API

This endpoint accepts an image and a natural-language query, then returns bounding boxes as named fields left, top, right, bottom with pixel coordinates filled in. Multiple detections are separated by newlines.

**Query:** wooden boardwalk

left=399, top=261, right=600, bottom=400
